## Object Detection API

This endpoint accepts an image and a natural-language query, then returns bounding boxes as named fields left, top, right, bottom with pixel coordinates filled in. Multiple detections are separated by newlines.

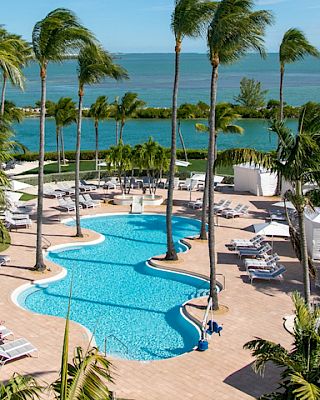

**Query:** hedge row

left=14, top=148, right=209, bottom=162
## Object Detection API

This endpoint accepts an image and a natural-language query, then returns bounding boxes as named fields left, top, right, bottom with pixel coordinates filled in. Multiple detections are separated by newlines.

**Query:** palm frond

left=291, top=373, right=320, bottom=400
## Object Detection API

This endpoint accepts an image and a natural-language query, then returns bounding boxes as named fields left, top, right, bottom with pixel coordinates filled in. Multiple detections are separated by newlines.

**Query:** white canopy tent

left=253, top=221, right=290, bottom=237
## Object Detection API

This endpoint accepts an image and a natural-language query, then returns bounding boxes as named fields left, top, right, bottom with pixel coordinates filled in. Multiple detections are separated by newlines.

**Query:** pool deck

left=0, top=186, right=319, bottom=399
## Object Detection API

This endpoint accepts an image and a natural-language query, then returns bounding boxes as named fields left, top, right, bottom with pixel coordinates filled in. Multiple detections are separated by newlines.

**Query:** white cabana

left=234, top=163, right=277, bottom=196
left=304, top=207, right=320, bottom=261
left=272, top=201, right=295, bottom=210
left=253, top=221, right=290, bottom=237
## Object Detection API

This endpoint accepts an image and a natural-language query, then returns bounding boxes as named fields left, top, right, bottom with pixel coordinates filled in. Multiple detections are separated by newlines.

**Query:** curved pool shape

left=18, top=214, right=210, bottom=361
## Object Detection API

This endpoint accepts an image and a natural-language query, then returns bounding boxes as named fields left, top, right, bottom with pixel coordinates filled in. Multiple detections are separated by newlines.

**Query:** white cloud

left=256, top=0, right=288, bottom=5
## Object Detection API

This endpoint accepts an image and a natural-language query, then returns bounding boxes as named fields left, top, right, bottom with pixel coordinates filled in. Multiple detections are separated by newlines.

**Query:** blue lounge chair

left=248, top=265, right=286, bottom=284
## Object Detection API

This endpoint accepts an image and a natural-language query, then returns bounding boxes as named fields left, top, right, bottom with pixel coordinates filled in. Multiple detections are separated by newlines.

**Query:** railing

left=216, top=273, right=226, bottom=290
left=104, top=334, right=129, bottom=357
left=41, top=235, right=52, bottom=250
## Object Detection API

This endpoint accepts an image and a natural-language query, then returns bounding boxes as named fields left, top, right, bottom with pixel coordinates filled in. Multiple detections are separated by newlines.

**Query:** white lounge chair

left=103, top=179, right=119, bottom=191
left=248, top=265, right=286, bottom=284
left=0, top=325, right=14, bottom=340
left=58, top=198, right=77, bottom=212
left=238, top=243, right=272, bottom=259
left=221, top=203, right=243, bottom=217
left=230, top=235, right=264, bottom=248
left=80, top=180, right=97, bottom=191
left=83, top=194, right=101, bottom=207
left=244, top=253, right=280, bottom=269
left=0, top=338, right=38, bottom=366
left=79, top=195, right=94, bottom=208
left=188, top=198, right=203, bottom=209
left=0, top=255, right=10, bottom=265
left=5, top=210, right=30, bottom=221
left=214, top=200, right=231, bottom=214
left=57, top=183, right=75, bottom=195
left=223, top=204, right=249, bottom=219
left=5, top=217, right=32, bottom=230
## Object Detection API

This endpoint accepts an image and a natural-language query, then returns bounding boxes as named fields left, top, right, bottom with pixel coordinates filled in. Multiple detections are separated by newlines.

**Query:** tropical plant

left=47, top=97, right=77, bottom=172
left=166, top=0, right=216, bottom=261
left=234, top=77, right=268, bottom=110
left=215, top=103, right=320, bottom=306
left=0, top=373, right=42, bottom=400
left=0, top=28, right=31, bottom=115
left=206, top=0, right=272, bottom=309
left=244, top=292, right=320, bottom=400
left=279, top=29, right=319, bottom=121
left=32, top=8, right=95, bottom=270
left=75, top=43, right=127, bottom=237
left=115, top=92, right=145, bottom=142
left=195, top=102, right=243, bottom=240
left=107, top=140, right=132, bottom=194
left=2, top=100, right=24, bottom=123
left=89, top=96, right=111, bottom=170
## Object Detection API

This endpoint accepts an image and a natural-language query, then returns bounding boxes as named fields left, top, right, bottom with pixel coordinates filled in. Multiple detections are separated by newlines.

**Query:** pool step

left=191, top=289, right=210, bottom=299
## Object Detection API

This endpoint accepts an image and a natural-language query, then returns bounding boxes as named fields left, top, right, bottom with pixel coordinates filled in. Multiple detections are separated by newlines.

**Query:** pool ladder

left=104, top=334, right=129, bottom=357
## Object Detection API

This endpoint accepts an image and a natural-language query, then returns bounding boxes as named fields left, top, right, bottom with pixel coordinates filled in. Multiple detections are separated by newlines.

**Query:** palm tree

left=206, top=0, right=272, bottom=309
left=244, top=292, right=320, bottom=399
left=89, top=96, right=111, bottom=170
left=107, top=140, right=132, bottom=194
left=0, top=373, right=42, bottom=399
left=279, top=29, right=319, bottom=121
left=32, top=8, right=95, bottom=269
left=116, top=92, right=145, bottom=142
left=75, top=44, right=127, bottom=237
left=0, top=28, right=31, bottom=115
left=166, top=0, right=216, bottom=261
left=2, top=100, right=24, bottom=123
left=47, top=97, right=77, bottom=172
left=215, top=103, right=320, bottom=306
left=195, top=103, right=243, bottom=240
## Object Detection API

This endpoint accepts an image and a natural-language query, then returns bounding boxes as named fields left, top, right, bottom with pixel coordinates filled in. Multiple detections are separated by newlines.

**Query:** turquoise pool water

left=18, top=214, right=210, bottom=361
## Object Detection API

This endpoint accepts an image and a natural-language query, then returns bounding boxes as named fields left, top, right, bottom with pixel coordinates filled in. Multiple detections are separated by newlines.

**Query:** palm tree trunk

left=0, top=74, right=7, bottom=116
left=95, top=120, right=99, bottom=170
left=60, top=128, right=66, bottom=165
left=296, top=180, right=311, bottom=306
left=178, top=120, right=188, bottom=162
left=199, top=162, right=208, bottom=240
left=165, top=42, right=181, bottom=261
left=276, top=64, right=285, bottom=195
left=119, top=121, right=124, bottom=142
left=34, top=67, right=47, bottom=271
left=115, top=120, right=119, bottom=144
left=56, top=126, right=61, bottom=173
left=208, top=60, right=219, bottom=310
left=75, top=87, right=84, bottom=237
left=279, top=64, right=284, bottom=121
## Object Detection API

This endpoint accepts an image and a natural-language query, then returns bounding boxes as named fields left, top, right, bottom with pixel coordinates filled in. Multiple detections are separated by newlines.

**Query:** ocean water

left=18, top=214, right=210, bottom=361
left=13, top=117, right=297, bottom=152
left=7, top=53, right=320, bottom=108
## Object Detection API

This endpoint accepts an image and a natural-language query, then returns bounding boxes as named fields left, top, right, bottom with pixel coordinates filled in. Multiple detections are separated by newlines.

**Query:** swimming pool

left=17, top=214, right=211, bottom=361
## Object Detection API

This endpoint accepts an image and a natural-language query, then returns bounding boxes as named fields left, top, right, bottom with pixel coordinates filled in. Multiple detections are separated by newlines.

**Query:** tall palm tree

left=2, top=100, right=24, bottom=123
left=32, top=8, right=95, bottom=270
left=0, top=28, right=30, bottom=115
left=195, top=103, right=243, bottom=240
left=116, top=92, right=145, bottom=142
left=279, top=29, right=319, bottom=121
left=47, top=97, right=77, bottom=172
left=166, top=0, right=216, bottom=261
left=206, top=0, right=272, bottom=309
left=75, top=44, right=127, bottom=237
left=89, top=96, right=111, bottom=170
left=215, top=103, right=320, bottom=306
left=244, top=292, right=320, bottom=399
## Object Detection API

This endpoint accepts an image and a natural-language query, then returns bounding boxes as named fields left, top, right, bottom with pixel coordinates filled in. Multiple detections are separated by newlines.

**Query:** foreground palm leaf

left=244, top=292, right=320, bottom=399
left=0, top=373, right=42, bottom=400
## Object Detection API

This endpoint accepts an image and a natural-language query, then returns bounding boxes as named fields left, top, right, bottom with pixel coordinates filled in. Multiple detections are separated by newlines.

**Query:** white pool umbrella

left=253, top=221, right=290, bottom=237
left=272, top=201, right=295, bottom=210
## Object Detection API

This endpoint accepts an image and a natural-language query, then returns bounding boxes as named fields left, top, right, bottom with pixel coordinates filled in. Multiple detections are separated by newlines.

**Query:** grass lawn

left=19, top=192, right=37, bottom=201
left=19, top=160, right=234, bottom=176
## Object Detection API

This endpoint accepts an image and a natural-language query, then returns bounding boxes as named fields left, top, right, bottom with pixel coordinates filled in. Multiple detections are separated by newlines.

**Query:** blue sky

left=2, top=0, right=320, bottom=53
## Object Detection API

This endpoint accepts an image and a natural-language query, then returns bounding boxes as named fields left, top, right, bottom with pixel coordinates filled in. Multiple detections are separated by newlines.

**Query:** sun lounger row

left=187, top=199, right=249, bottom=219
left=44, top=181, right=97, bottom=198
left=58, top=194, right=101, bottom=212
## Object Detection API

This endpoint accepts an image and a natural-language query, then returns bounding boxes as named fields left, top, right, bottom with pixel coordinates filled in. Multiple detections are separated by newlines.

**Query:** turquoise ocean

left=10, top=53, right=319, bottom=151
